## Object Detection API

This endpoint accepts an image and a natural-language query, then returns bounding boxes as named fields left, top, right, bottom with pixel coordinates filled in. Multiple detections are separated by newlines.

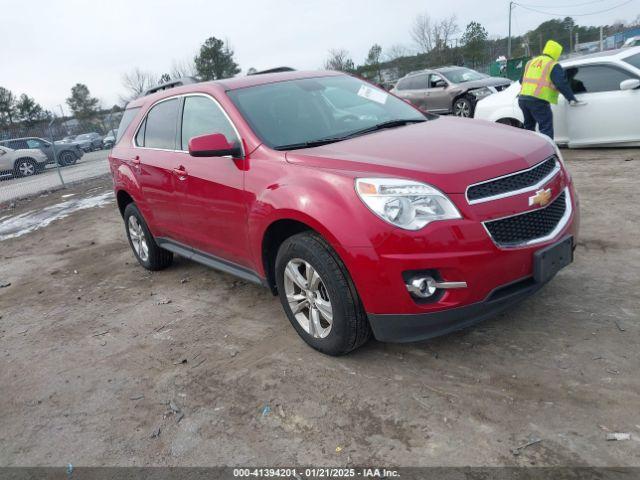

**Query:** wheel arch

left=259, top=212, right=352, bottom=296
left=116, top=189, right=135, bottom=217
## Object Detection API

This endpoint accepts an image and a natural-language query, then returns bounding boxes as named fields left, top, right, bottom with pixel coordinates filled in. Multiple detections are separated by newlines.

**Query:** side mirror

left=620, top=79, right=640, bottom=91
left=188, top=133, right=242, bottom=158
left=433, top=80, right=446, bottom=88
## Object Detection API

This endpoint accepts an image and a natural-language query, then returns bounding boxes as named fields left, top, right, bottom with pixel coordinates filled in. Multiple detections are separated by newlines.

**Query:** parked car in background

left=0, top=145, right=49, bottom=177
left=75, top=132, right=103, bottom=151
left=1, top=137, right=83, bottom=166
left=110, top=70, right=578, bottom=355
left=102, top=129, right=118, bottom=149
left=622, top=36, right=640, bottom=48
left=391, top=66, right=511, bottom=117
left=474, top=47, right=640, bottom=148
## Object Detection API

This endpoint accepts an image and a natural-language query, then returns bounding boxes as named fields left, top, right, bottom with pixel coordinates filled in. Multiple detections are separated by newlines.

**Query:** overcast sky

left=1, top=0, right=638, bottom=112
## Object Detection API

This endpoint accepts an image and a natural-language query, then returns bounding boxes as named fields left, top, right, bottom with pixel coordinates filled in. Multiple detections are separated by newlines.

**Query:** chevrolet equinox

left=109, top=70, right=579, bottom=355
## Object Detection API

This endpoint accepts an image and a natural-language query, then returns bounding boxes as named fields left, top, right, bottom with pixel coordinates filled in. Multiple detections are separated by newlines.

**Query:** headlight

left=355, top=178, right=461, bottom=230
left=469, top=87, right=493, bottom=99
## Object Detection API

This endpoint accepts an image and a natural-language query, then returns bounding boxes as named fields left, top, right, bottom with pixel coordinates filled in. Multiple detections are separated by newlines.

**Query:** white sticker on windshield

left=357, top=85, right=388, bottom=104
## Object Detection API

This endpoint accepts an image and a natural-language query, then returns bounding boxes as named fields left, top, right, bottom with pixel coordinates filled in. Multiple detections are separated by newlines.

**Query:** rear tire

left=14, top=158, right=37, bottom=177
left=275, top=232, right=371, bottom=355
left=123, top=203, right=173, bottom=271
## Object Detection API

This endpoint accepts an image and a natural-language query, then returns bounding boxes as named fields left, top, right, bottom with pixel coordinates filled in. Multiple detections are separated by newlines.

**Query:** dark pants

left=518, top=96, right=554, bottom=139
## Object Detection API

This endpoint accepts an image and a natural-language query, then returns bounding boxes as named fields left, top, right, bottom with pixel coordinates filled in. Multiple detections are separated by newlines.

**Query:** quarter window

left=181, top=96, right=239, bottom=150
left=566, top=65, right=636, bottom=93
left=140, top=99, right=179, bottom=150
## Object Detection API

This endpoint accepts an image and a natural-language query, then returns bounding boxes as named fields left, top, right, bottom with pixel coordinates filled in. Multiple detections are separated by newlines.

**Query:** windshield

left=439, top=67, right=486, bottom=83
left=227, top=75, right=426, bottom=149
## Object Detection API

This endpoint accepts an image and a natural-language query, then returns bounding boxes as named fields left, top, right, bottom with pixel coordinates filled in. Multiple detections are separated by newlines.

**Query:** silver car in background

left=0, top=145, right=49, bottom=178
left=391, top=66, right=511, bottom=117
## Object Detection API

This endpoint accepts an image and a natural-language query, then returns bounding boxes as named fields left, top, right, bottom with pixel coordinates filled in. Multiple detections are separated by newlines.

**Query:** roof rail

left=143, top=77, right=199, bottom=96
left=247, top=67, right=295, bottom=76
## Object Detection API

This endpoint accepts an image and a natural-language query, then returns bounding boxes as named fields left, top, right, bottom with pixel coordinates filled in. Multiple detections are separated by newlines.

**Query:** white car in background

left=474, top=46, right=640, bottom=148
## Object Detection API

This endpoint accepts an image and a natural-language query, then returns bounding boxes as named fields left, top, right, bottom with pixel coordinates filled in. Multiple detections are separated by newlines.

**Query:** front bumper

left=368, top=274, right=546, bottom=342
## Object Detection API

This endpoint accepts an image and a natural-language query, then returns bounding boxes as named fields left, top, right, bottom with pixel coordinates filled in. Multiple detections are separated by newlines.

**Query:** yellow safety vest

left=520, top=55, right=559, bottom=104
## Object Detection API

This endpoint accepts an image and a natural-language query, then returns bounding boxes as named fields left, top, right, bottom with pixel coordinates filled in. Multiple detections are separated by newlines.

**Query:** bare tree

left=121, top=68, right=157, bottom=102
left=438, top=15, right=460, bottom=49
left=170, top=58, right=197, bottom=79
left=411, top=13, right=459, bottom=53
left=411, top=13, right=435, bottom=53
left=384, top=44, right=411, bottom=61
left=324, top=49, right=355, bottom=72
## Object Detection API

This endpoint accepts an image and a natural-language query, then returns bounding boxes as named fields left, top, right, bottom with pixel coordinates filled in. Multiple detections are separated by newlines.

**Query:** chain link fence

left=0, top=111, right=122, bottom=205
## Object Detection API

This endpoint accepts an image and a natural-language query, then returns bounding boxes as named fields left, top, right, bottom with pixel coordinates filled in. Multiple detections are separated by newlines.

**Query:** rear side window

left=399, top=74, right=427, bottom=90
left=116, top=107, right=140, bottom=143
left=180, top=96, right=239, bottom=150
left=624, top=53, right=640, bottom=70
left=141, top=99, right=179, bottom=150
left=566, top=65, right=636, bottom=93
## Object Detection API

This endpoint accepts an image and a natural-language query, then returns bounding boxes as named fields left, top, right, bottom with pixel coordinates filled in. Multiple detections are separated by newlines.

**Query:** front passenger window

left=181, top=95, right=239, bottom=150
left=566, top=65, right=636, bottom=94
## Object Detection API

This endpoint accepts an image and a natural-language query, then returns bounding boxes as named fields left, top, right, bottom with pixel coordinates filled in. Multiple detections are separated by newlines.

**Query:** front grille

left=467, top=157, right=558, bottom=202
left=484, top=191, right=567, bottom=246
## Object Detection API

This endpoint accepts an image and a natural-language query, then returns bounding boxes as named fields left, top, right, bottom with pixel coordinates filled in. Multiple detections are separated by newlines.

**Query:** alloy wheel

left=128, top=216, right=149, bottom=262
left=283, top=258, right=333, bottom=339
left=454, top=100, right=471, bottom=117
left=18, top=160, right=35, bottom=176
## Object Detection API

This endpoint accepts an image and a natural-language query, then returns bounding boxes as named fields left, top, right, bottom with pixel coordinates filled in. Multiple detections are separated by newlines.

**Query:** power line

left=513, top=0, right=635, bottom=17
left=516, top=0, right=603, bottom=8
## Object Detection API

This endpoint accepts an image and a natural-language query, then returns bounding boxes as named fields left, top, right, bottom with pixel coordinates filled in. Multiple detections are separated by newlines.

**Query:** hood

left=458, top=77, right=512, bottom=90
left=543, top=40, right=563, bottom=61
left=285, top=117, right=553, bottom=193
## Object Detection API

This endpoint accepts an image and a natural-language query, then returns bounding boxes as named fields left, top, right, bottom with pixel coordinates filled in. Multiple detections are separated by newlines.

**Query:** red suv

left=109, top=71, right=579, bottom=355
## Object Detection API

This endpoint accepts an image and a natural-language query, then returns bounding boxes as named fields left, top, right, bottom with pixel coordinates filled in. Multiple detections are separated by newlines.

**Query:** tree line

left=2, top=11, right=639, bottom=132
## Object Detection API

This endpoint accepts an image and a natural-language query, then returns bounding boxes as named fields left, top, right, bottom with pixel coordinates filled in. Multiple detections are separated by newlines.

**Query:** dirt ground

left=0, top=148, right=639, bottom=467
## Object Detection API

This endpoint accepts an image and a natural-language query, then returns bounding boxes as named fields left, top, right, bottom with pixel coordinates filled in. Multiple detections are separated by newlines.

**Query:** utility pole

left=508, top=1, right=514, bottom=58
left=599, top=26, right=604, bottom=51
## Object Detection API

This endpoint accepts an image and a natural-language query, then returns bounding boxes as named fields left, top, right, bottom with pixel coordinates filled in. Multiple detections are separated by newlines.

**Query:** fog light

left=405, top=275, right=468, bottom=299
left=406, top=276, right=437, bottom=298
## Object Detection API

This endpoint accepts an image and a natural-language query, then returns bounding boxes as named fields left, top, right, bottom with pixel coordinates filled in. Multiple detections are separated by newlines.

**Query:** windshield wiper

left=274, top=119, right=426, bottom=151
left=340, top=119, right=426, bottom=140
left=273, top=137, right=347, bottom=151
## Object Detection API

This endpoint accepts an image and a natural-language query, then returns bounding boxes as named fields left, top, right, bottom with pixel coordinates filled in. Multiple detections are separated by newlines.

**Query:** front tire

left=14, top=158, right=37, bottom=177
left=123, top=203, right=173, bottom=271
left=453, top=96, right=473, bottom=117
left=275, top=232, right=371, bottom=355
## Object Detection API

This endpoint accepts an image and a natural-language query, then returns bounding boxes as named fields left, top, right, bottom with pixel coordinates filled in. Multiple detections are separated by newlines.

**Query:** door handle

left=173, top=166, right=187, bottom=179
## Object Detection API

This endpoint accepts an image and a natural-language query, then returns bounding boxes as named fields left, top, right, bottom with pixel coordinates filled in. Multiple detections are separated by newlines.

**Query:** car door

left=565, top=64, right=640, bottom=146
left=426, top=74, right=451, bottom=112
left=399, top=74, right=430, bottom=111
left=175, top=94, right=250, bottom=267
left=25, top=138, right=52, bottom=162
left=132, top=97, right=186, bottom=241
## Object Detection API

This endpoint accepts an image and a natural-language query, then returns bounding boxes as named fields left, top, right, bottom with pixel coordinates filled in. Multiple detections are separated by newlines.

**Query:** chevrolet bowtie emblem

left=529, top=188, right=552, bottom=207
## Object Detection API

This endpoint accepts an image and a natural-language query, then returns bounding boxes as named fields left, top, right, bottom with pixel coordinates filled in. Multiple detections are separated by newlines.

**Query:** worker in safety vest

left=519, top=40, right=585, bottom=139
